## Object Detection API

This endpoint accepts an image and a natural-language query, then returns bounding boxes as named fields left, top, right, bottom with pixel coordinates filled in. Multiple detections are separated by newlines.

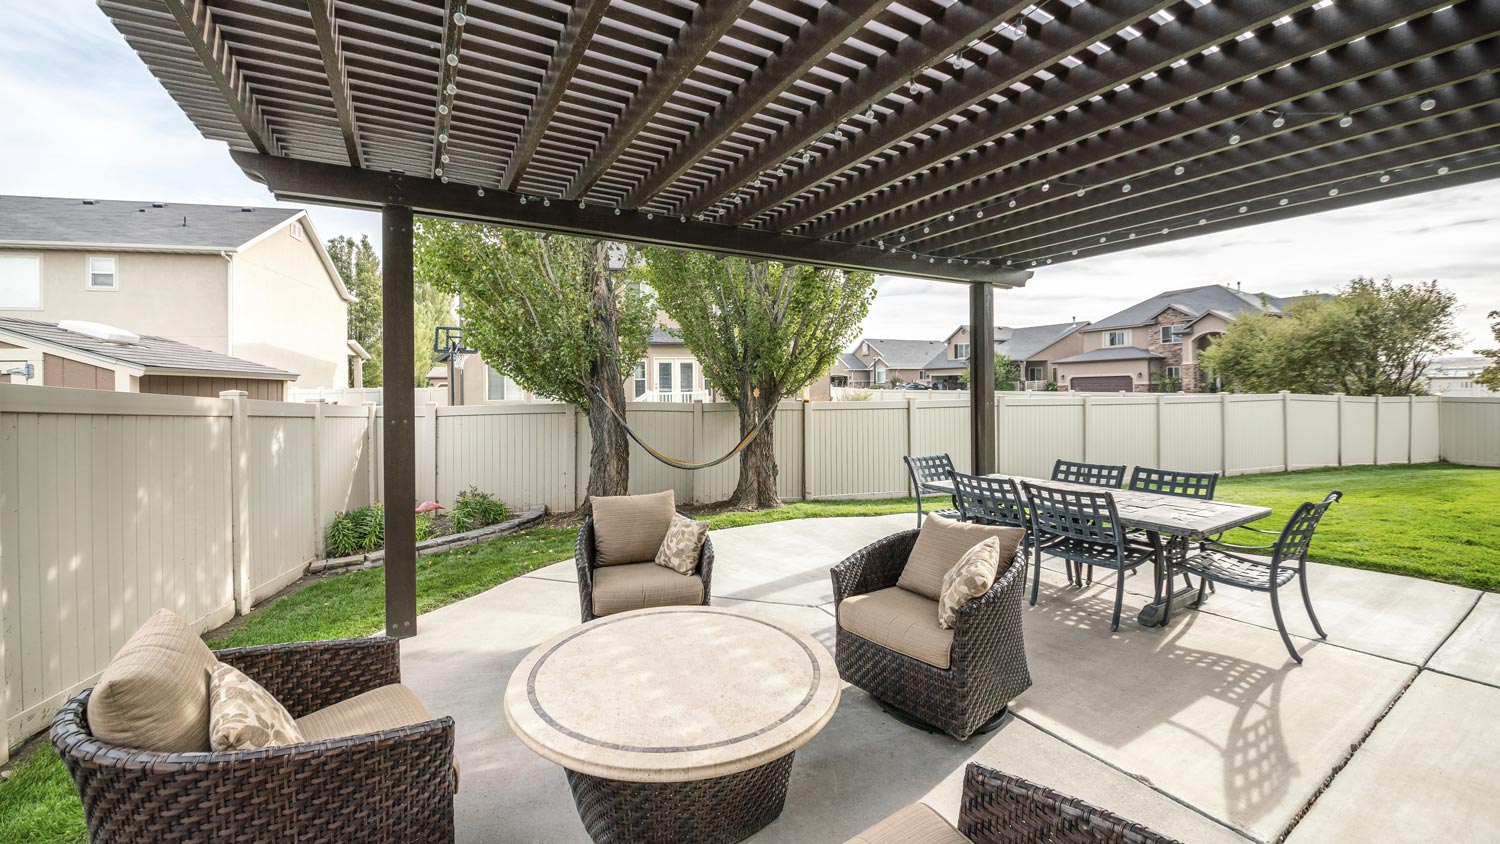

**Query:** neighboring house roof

left=648, top=327, right=686, bottom=345
left=838, top=352, right=870, bottom=371
left=0, top=317, right=298, bottom=380
left=0, top=195, right=353, bottom=302
left=1085, top=284, right=1299, bottom=332
left=1055, top=347, right=1165, bottom=364
left=859, top=338, right=949, bottom=370
left=925, top=349, right=966, bottom=371
left=997, top=321, right=1089, bottom=361
left=426, top=365, right=449, bottom=380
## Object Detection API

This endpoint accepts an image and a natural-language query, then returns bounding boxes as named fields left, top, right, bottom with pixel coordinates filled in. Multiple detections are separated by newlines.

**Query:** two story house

left=1053, top=284, right=1305, bottom=392
left=0, top=196, right=355, bottom=391
left=830, top=338, right=950, bottom=388
left=925, top=321, right=1090, bottom=388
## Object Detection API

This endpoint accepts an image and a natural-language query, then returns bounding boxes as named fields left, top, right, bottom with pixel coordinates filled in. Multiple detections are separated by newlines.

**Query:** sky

left=2, top=1, right=1496, bottom=351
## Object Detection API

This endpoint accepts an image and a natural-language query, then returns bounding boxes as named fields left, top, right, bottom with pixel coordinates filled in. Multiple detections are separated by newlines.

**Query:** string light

left=1228, top=134, right=1241, bottom=145
left=452, top=10, right=466, bottom=26
left=1338, top=112, right=1354, bottom=128
left=476, top=188, right=484, bottom=196
left=1420, top=98, right=1436, bottom=111
left=1174, top=165, right=1186, bottom=176
left=1437, top=165, right=1450, bottom=175
left=1271, top=112, right=1286, bottom=129
left=908, top=78, right=920, bottom=95
left=975, top=209, right=984, bottom=219
left=1327, top=188, right=1338, bottom=196
left=1379, top=173, right=1391, bottom=183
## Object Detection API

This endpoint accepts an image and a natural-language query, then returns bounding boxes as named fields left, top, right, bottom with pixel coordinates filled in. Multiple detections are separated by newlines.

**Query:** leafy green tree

left=327, top=235, right=382, bottom=386
left=417, top=223, right=654, bottom=503
left=1477, top=311, right=1500, bottom=392
left=1201, top=277, right=1461, bottom=396
left=412, top=282, right=453, bottom=388
left=958, top=351, right=1015, bottom=390
left=643, top=252, right=874, bottom=509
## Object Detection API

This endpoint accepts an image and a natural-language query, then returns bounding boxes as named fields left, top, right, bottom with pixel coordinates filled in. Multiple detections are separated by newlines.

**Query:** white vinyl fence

left=2, top=384, right=1497, bottom=756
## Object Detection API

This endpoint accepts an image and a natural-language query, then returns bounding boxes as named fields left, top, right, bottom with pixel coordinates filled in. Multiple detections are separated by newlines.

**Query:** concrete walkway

left=398, top=515, right=1497, bottom=844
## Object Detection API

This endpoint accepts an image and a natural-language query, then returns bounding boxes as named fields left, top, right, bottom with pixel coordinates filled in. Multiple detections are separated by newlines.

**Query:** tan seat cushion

left=838, top=587, right=953, bottom=669
left=592, top=562, right=705, bottom=617
left=656, top=512, right=709, bottom=574
left=87, top=608, right=217, bottom=752
left=296, top=684, right=457, bottom=791
left=898, top=516, right=1025, bottom=601
left=845, top=802, right=971, bottom=844
left=208, top=662, right=304, bottom=751
left=938, top=536, right=1001, bottom=630
left=592, top=490, right=676, bottom=565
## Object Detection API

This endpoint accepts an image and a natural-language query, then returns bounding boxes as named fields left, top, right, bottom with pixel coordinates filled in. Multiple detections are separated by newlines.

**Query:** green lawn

left=4, top=463, right=1495, bottom=842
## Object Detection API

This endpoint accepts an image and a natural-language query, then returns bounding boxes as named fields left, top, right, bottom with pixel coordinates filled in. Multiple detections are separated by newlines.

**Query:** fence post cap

left=218, top=390, right=249, bottom=399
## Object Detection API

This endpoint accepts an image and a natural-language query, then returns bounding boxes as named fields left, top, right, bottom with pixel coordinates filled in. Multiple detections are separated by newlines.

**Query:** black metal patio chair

left=1051, top=458, right=1126, bottom=488
left=904, top=453, right=960, bottom=528
left=1127, top=466, right=1221, bottom=592
left=950, top=471, right=1027, bottom=529
left=1023, top=482, right=1160, bottom=632
left=1164, top=492, right=1341, bottom=663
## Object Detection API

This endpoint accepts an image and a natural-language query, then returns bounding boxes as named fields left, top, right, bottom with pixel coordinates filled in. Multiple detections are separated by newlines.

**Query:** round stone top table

left=504, top=606, right=841, bottom=843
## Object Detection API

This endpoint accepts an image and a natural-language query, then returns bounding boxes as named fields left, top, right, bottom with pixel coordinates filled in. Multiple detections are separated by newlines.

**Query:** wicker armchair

left=848, top=764, right=1181, bottom=843
left=576, top=514, right=714, bottom=622
left=831, top=530, right=1030, bottom=741
left=51, top=637, right=456, bottom=844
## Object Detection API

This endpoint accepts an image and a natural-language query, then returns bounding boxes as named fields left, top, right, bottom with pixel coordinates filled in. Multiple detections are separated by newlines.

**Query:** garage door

left=1070, top=375, right=1133, bottom=392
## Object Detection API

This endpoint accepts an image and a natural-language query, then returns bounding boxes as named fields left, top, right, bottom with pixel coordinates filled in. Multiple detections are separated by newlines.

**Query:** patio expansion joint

left=1005, top=710, right=1268, bottom=844
left=1273, top=590, right=1483, bottom=843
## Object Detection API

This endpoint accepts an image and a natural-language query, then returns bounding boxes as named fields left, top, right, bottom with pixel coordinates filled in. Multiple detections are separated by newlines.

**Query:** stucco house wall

left=230, top=222, right=350, bottom=390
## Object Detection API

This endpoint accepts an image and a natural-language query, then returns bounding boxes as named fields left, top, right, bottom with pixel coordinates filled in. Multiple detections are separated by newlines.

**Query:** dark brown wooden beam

left=1007, top=156, right=1500, bottom=267
left=969, top=282, right=996, bottom=475
left=733, top=0, right=1186, bottom=229
left=159, top=0, right=277, bottom=155
left=566, top=0, right=757, bottom=200
left=925, top=71, right=1500, bottom=253
left=382, top=204, right=417, bottom=638
left=622, top=0, right=887, bottom=208
left=839, top=0, right=1491, bottom=245
left=679, top=0, right=1036, bottom=216
left=431, top=0, right=464, bottom=179
left=230, top=151, right=1030, bottom=286
left=305, top=0, right=362, bottom=167
left=501, top=0, right=608, bottom=191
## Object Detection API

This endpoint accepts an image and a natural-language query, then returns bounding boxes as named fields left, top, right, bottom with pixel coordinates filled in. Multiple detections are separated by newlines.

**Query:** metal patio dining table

left=925, top=474, right=1273, bottom=626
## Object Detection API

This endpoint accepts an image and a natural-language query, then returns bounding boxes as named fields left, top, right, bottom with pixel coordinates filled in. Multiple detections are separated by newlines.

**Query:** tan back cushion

left=592, top=489, right=676, bottom=565
left=208, top=662, right=304, bottom=751
left=898, top=515, right=1024, bottom=601
left=87, top=608, right=217, bottom=752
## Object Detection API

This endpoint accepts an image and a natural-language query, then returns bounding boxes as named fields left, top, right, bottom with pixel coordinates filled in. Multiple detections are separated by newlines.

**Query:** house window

left=486, top=366, right=508, bottom=400
left=633, top=360, right=646, bottom=397
left=657, top=361, right=673, bottom=393
left=1165, top=366, right=1182, bottom=381
left=1107, top=330, right=1129, bottom=347
left=87, top=256, right=117, bottom=290
left=1160, top=326, right=1181, bottom=344
left=954, top=343, right=969, bottom=360
left=918, top=370, right=927, bottom=380
left=679, top=361, right=695, bottom=394
left=1027, top=366, right=1043, bottom=381
left=0, top=254, right=42, bottom=308
left=290, top=221, right=304, bottom=241
left=875, top=365, right=887, bottom=384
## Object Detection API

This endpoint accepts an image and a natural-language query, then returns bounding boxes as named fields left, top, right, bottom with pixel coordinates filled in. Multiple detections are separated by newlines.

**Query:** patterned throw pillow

left=655, top=512, right=709, bottom=575
left=937, top=536, right=1002, bottom=630
left=208, top=662, right=305, bottom=752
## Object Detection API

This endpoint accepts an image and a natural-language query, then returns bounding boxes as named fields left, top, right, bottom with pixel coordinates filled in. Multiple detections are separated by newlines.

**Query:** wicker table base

left=565, top=753, right=795, bottom=844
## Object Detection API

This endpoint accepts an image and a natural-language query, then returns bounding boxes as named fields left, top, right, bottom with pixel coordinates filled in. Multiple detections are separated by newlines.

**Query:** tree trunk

left=582, top=240, right=630, bottom=511
left=728, top=391, right=781, bottom=509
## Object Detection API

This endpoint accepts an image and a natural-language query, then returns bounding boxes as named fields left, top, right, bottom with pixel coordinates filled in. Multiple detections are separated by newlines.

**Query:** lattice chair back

left=1273, top=491, right=1342, bottom=565
left=1128, top=466, right=1219, bottom=499
left=951, top=471, right=1027, bottom=528
left=1051, top=458, right=1126, bottom=488
left=1023, top=482, right=1126, bottom=547
left=905, top=453, right=956, bottom=490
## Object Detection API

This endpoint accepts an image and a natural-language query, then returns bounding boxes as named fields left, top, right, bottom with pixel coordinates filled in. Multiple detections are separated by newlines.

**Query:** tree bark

left=728, top=391, right=781, bottom=509
left=582, top=240, right=630, bottom=511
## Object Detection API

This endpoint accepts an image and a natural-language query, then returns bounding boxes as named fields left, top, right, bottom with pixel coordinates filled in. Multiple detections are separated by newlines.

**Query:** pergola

left=99, top=0, right=1500, bottom=636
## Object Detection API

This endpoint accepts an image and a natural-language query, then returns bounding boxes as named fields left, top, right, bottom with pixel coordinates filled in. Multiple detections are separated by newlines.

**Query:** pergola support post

left=383, top=204, right=417, bottom=638
left=969, top=282, right=996, bottom=475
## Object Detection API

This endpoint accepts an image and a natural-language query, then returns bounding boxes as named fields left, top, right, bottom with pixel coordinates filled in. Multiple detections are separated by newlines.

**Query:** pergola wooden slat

left=97, top=0, right=1500, bottom=636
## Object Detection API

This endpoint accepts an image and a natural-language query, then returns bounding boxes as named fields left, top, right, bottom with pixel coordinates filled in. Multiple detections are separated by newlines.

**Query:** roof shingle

left=0, top=196, right=303, bottom=251
left=0, top=317, right=297, bottom=379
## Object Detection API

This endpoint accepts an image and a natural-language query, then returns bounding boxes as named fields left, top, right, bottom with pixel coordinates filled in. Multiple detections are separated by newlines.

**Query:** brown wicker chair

left=831, top=530, right=1030, bottom=741
left=51, top=637, right=456, bottom=844
left=847, top=763, right=1182, bottom=843
left=576, top=514, right=715, bottom=622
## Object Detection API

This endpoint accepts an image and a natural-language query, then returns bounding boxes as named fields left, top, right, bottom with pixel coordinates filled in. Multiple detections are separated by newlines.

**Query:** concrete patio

left=399, top=515, right=1498, bottom=844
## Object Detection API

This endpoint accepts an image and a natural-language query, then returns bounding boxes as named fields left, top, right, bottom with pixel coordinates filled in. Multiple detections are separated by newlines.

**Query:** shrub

left=845, top=389, right=873, bottom=401
left=450, top=487, right=509, bottom=533
left=415, top=512, right=437, bottom=542
left=326, top=504, right=385, bottom=557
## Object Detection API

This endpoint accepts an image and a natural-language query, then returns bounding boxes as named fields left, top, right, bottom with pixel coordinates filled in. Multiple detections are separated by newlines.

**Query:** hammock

left=591, top=386, right=781, bottom=471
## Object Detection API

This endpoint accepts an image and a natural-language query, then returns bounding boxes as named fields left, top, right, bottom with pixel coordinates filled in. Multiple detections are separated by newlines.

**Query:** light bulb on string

left=476, top=188, right=484, bottom=196
left=1121, top=183, right=1131, bottom=193
left=1278, top=197, right=1288, bottom=205
left=1338, top=112, right=1353, bottom=128
left=446, top=52, right=459, bottom=67
left=923, top=225, right=931, bottom=234
left=445, top=83, right=457, bottom=96
left=1173, top=165, right=1186, bottom=176
left=1008, top=199, right=1017, bottom=207
left=1271, top=112, right=1286, bottom=129
left=1379, top=173, right=1391, bottom=183
left=976, top=209, right=985, bottom=219
left=1438, top=166, right=1450, bottom=175
left=946, top=213, right=955, bottom=222
left=907, top=78, right=920, bottom=95
left=453, top=10, right=466, bottom=26
left=1040, top=182, right=1050, bottom=192
left=1328, top=188, right=1338, bottom=196
left=1420, top=98, right=1436, bottom=111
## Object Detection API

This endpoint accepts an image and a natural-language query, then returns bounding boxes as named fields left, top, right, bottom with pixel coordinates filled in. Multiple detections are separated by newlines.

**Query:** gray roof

left=0, top=317, right=297, bottom=379
left=0, top=196, right=303, bottom=250
left=1085, top=285, right=1298, bottom=332
left=1055, top=347, right=1165, bottom=364
left=648, top=327, right=686, bottom=345
left=837, top=352, right=870, bottom=371
left=860, top=338, right=950, bottom=370
left=997, top=321, right=1088, bottom=361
